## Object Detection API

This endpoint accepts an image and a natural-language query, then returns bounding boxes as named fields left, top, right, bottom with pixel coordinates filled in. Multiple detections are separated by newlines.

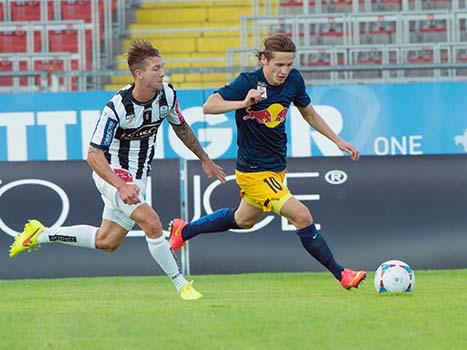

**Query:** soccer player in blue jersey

left=168, top=33, right=366, bottom=289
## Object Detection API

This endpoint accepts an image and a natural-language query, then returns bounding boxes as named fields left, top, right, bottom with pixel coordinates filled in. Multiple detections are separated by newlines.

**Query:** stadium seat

left=49, top=29, right=79, bottom=52
left=61, top=0, right=105, bottom=39
left=48, top=29, right=93, bottom=69
left=421, top=0, right=452, bottom=10
left=358, top=20, right=397, bottom=44
left=0, top=59, right=29, bottom=86
left=456, top=48, right=467, bottom=62
left=355, top=51, right=383, bottom=64
left=419, top=19, right=447, bottom=33
left=33, top=59, right=65, bottom=86
left=317, top=22, right=345, bottom=45
left=136, top=8, right=208, bottom=24
left=10, top=0, right=54, bottom=21
left=406, top=49, right=434, bottom=63
left=325, top=0, right=364, bottom=13
left=303, top=52, right=332, bottom=66
left=61, top=0, right=92, bottom=22
left=0, top=59, right=13, bottom=86
left=372, top=0, right=403, bottom=12
left=409, top=17, right=449, bottom=43
left=349, top=48, right=390, bottom=79
left=0, top=31, right=27, bottom=53
left=0, top=2, right=4, bottom=20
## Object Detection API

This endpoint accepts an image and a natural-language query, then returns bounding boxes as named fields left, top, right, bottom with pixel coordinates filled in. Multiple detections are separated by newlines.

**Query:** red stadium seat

left=10, top=0, right=55, bottom=21
left=406, top=50, right=434, bottom=63
left=455, top=50, right=467, bottom=62
left=320, top=23, right=343, bottom=37
left=61, top=0, right=92, bottom=22
left=419, top=20, right=447, bottom=33
left=0, top=59, right=28, bottom=86
left=0, top=31, right=27, bottom=53
left=61, top=0, right=105, bottom=39
left=48, top=29, right=93, bottom=69
left=18, top=59, right=29, bottom=85
left=280, top=0, right=304, bottom=6
left=33, top=30, right=42, bottom=52
left=0, top=60, right=13, bottom=86
left=0, top=2, right=4, bottom=21
left=356, top=52, right=383, bottom=65
left=368, top=22, right=396, bottom=35
left=378, top=0, right=402, bottom=3
left=308, top=58, right=331, bottom=66
left=34, top=58, right=64, bottom=86
left=49, top=29, right=79, bottom=52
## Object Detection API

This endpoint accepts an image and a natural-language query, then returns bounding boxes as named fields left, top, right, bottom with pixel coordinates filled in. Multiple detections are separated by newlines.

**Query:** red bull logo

left=243, top=103, right=288, bottom=128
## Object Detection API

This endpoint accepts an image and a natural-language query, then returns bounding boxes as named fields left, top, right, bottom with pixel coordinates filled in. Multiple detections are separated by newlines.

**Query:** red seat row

left=0, top=57, right=79, bottom=88
left=0, top=30, right=93, bottom=69
left=3, top=0, right=117, bottom=22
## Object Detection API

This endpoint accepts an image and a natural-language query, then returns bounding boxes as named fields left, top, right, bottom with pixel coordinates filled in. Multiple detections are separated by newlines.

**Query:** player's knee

left=138, top=216, right=163, bottom=239
left=97, top=237, right=122, bottom=252
left=235, top=217, right=256, bottom=229
left=294, top=207, right=313, bottom=228
left=103, top=242, right=120, bottom=253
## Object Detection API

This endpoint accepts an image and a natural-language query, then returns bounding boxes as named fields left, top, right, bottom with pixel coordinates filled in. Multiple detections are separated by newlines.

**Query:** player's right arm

left=87, top=146, right=140, bottom=205
left=203, top=90, right=263, bottom=114
left=87, top=104, right=140, bottom=205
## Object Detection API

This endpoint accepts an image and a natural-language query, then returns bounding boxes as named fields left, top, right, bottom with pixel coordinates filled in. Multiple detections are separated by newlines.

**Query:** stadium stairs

left=106, top=0, right=274, bottom=91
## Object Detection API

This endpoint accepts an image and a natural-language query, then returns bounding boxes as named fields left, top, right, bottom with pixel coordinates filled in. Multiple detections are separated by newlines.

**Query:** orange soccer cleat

left=340, top=268, right=367, bottom=290
left=168, top=218, right=187, bottom=252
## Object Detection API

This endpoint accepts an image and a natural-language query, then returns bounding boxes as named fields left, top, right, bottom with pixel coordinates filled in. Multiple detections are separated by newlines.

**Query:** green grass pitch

left=1, top=270, right=466, bottom=350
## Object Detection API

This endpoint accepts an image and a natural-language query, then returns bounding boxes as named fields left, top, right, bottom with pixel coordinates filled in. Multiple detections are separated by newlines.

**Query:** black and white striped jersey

left=90, top=82, right=184, bottom=179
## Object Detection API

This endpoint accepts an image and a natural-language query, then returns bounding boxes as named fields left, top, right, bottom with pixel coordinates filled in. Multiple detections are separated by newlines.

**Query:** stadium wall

left=0, top=82, right=467, bottom=162
left=1, top=155, right=466, bottom=278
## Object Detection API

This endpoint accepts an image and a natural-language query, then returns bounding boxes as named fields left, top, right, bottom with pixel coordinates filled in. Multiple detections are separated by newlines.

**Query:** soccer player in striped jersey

left=9, top=40, right=226, bottom=301
left=168, top=34, right=366, bottom=290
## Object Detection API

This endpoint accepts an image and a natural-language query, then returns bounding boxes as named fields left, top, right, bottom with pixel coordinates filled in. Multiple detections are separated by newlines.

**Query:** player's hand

left=201, top=158, right=226, bottom=183
left=337, top=140, right=360, bottom=161
left=118, top=183, right=141, bottom=205
left=244, top=89, right=263, bottom=107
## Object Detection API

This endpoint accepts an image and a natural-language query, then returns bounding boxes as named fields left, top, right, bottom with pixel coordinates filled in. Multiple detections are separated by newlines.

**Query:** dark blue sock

left=182, top=208, right=240, bottom=241
left=296, top=224, right=344, bottom=280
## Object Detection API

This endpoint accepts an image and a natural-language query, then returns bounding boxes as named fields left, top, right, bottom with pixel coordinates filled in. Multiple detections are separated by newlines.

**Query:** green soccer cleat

left=9, top=220, right=45, bottom=258
left=179, top=281, right=203, bottom=301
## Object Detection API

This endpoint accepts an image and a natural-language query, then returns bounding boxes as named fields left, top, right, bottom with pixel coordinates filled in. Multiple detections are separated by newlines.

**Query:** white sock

left=37, top=225, right=97, bottom=249
left=146, top=235, right=187, bottom=292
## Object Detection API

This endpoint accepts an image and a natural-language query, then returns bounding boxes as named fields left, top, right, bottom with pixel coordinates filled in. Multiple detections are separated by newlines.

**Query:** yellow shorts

left=235, top=170, right=292, bottom=214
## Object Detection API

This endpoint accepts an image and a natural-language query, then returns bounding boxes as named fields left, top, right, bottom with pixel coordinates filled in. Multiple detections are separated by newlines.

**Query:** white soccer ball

left=374, top=260, right=415, bottom=293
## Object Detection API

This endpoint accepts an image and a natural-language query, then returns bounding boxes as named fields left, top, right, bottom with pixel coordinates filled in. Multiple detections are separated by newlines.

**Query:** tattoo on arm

left=172, top=123, right=207, bottom=160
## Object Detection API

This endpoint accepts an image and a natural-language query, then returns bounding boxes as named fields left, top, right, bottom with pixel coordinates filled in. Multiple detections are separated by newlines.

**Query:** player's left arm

left=172, top=122, right=226, bottom=182
left=297, top=104, right=360, bottom=161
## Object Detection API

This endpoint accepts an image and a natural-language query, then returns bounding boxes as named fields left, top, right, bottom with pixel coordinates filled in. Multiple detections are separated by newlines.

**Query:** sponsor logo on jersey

left=102, top=118, right=118, bottom=147
left=243, top=103, right=288, bottom=128
left=117, top=121, right=162, bottom=140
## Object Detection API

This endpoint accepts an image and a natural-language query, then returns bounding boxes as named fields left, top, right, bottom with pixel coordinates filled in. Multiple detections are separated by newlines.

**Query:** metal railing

left=240, top=10, right=467, bottom=49
left=274, top=0, right=467, bottom=15
left=0, top=0, right=130, bottom=68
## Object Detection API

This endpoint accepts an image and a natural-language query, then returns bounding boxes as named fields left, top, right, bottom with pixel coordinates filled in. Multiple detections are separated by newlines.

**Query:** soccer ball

left=374, top=260, right=415, bottom=293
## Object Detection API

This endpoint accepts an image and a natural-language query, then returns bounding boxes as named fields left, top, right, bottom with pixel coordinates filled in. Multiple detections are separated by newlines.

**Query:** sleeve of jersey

left=89, top=105, right=119, bottom=150
left=293, top=71, right=312, bottom=108
left=216, top=73, right=249, bottom=101
left=165, top=84, right=185, bottom=126
left=167, top=98, right=185, bottom=125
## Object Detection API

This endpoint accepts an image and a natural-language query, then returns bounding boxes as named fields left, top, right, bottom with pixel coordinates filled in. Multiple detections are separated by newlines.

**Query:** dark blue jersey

left=217, top=68, right=311, bottom=172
